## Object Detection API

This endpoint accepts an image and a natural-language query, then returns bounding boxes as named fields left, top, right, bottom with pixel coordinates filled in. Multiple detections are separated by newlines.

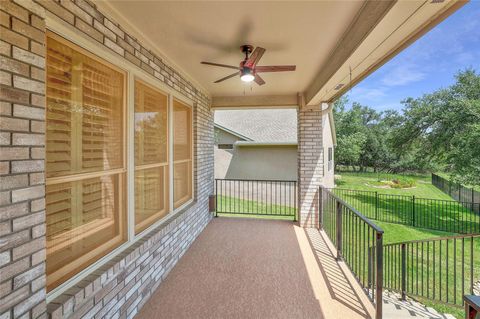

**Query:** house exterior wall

left=215, top=145, right=297, bottom=181
left=214, top=127, right=244, bottom=145
left=0, top=1, right=213, bottom=319
left=322, top=114, right=335, bottom=188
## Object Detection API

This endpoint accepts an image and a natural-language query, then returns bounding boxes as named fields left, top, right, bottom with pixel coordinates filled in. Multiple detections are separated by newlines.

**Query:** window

left=134, top=80, right=169, bottom=233
left=328, top=147, right=333, bottom=171
left=45, top=31, right=195, bottom=294
left=45, top=32, right=127, bottom=291
left=173, top=99, right=193, bottom=208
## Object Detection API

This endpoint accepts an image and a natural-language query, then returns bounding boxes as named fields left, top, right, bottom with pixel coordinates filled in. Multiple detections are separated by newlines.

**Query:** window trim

left=46, top=14, right=196, bottom=302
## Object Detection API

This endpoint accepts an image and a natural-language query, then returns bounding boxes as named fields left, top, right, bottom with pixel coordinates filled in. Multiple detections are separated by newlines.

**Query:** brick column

left=297, top=106, right=324, bottom=228
left=0, top=1, right=47, bottom=318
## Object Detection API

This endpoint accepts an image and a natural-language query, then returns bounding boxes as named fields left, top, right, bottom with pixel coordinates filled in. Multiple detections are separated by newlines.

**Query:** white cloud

left=381, top=63, right=426, bottom=87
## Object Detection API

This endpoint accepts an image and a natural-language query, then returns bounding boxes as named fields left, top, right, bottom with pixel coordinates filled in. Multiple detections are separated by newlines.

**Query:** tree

left=394, top=69, right=480, bottom=185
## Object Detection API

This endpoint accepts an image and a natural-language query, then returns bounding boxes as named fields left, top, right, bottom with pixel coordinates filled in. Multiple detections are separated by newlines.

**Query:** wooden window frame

left=45, top=31, right=128, bottom=291
left=45, top=16, right=196, bottom=301
left=133, top=78, right=170, bottom=234
left=172, top=97, right=194, bottom=209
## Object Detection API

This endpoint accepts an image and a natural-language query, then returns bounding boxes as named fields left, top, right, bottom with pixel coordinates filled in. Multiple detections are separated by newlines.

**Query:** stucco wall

left=214, top=127, right=244, bottom=145
left=216, top=145, right=298, bottom=181
left=322, top=114, right=335, bottom=188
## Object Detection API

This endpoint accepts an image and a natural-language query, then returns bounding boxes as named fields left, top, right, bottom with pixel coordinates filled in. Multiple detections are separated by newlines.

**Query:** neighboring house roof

left=214, top=123, right=253, bottom=141
left=214, top=109, right=297, bottom=143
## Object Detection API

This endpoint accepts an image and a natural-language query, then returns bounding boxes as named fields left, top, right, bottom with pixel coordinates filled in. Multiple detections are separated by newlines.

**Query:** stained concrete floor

left=136, top=218, right=375, bottom=319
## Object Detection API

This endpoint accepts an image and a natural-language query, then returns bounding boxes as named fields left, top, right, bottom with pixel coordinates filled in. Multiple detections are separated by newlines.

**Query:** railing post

left=319, top=186, right=323, bottom=229
left=336, top=200, right=343, bottom=260
left=368, top=246, right=372, bottom=288
left=215, top=179, right=218, bottom=217
left=401, top=243, right=406, bottom=301
left=412, top=195, right=416, bottom=227
left=375, top=191, right=378, bottom=220
left=376, top=232, right=383, bottom=319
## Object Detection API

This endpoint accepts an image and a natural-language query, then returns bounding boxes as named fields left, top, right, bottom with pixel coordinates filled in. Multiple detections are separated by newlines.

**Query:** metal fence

left=320, top=187, right=384, bottom=319
left=215, top=179, right=297, bottom=219
left=383, top=234, right=480, bottom=307
left=432, top=173, right=480, bottom=214
left=332, top=188, right=480, bottom=234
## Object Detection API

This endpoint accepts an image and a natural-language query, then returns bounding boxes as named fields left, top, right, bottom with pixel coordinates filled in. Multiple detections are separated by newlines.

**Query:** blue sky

left=346, top=2, right=480, bottom=111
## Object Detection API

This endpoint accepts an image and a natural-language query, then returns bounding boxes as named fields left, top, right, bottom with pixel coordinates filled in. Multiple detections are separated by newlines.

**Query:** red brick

left=12, top=210, right=45, bottom=231
left=0, top=147, right=29, bottom=160
left=13, top=104, right=45, bottom=120
left=0, top=56, right=29, bottom=76
left=0, top=25, right=28, bottom=49
left=0, top=229, right=30, bottom=251
left=0, top=10, right=9, bottom=28
left=13, top=75, right=44, bottom=94
left=0, top=86, right=29, bottom=104
left=12, top=17, right=44, bottom=43
left=12, top=236, right=44, bottom=260
left=36, top=0, right=74, bottom=24
left=11, top=184, right=44, bottom=202
left=12, top=46, right=45, bottom=68
left=11, top=159, right=44, bottom=172
left=12, top=133, right=44, bottom=146
left=0, top=1, right=29, bottom=22
left=60, top=0, right=92, bottom=25
left=0, top=116, right=30, bottom=131
left=0, top=39, right=11, bottom=56
left=0, top=174, right=28, bottom=191
left=75, top=17, right=102, bottom=43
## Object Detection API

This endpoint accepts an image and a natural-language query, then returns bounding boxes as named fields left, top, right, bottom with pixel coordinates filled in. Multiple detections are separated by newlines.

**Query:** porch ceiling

left=99, top=0, right=465, bottom=107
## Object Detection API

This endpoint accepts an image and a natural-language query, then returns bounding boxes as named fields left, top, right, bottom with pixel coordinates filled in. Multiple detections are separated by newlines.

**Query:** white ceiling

left=99, top=1, right=364, bottom=97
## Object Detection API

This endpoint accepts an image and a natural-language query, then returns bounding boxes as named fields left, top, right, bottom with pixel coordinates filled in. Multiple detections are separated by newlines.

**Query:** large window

left=134, top=80, right=169, bottom=233
left=45, top=32, right=195, bottom=294
left=45, top=32, right=127, bottom=291
left=173, top=99, right=193, bottom=208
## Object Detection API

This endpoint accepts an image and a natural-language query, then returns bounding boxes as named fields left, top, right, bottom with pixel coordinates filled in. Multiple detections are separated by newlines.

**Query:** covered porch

left=136, top=217, right=374, bottom=319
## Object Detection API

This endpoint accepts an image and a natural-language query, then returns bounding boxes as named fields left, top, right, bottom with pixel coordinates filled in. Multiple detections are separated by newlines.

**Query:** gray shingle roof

left=214, top=109, right=297, bottom=143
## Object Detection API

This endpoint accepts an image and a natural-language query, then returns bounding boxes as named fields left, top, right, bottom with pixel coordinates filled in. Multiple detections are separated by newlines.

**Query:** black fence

left=432, top=173, right=480, bottom=214
left=383, top=234, right=480, bottom=308
left=332, top=189, right=480, bottom=234
left=215, top=179, right=297, bottom=219
left=320, top=187, right=384, bottom=319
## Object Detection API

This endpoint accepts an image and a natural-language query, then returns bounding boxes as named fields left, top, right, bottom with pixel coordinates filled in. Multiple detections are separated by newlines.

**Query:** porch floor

left=136, top=217, right=375, bottom=319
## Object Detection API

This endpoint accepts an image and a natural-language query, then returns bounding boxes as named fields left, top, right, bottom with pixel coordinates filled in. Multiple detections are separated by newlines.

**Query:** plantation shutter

left=45, top=33, right=126, bottom=291
left=173, top=99, right=193, bottom=208
left=134, top=80, right=169, bottom=233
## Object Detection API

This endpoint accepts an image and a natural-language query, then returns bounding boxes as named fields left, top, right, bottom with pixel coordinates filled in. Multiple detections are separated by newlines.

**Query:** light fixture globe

left=240, top=67, right=255, bottom=82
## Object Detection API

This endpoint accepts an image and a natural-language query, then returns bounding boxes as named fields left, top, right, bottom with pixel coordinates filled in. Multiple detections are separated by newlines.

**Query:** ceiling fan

left=201, top=45, right=296, bottom=86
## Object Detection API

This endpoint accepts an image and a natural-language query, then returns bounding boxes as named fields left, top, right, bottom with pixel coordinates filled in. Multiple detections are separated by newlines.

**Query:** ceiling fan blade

left=244, top=47, right=266, bottom=69
left=214, top=72, right=240, bottom=83
left=255, top=65, right=296, bottom=72
left=201, top=61, right=240, bottom=70
left=254, top=74, right=265, bottom=86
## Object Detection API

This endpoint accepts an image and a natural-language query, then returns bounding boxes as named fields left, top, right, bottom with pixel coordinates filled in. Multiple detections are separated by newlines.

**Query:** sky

left=346, top=1, right=480, bottom=112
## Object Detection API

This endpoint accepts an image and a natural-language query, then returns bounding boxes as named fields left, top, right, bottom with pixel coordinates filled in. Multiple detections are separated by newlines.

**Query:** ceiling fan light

left=240, top=74, right=255, bottom=82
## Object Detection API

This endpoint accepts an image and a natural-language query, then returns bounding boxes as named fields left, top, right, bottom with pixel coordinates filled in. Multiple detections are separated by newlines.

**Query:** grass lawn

left=215, top=195, right=296, bottom=220
left=335, top=172, right=453, bottom=199
left=331, top=172, right=480, bottom=234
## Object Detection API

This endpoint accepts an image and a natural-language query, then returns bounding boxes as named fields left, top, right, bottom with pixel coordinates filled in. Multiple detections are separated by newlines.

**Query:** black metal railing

left=383, top=234, right=480, bottom=307
left=332, top=188, right=480, bottom=234
left=320, top=187, right=384, bottom=319
left=215, top=179, right=297, bottom=219
left=432, top=173, right=480, bottom=214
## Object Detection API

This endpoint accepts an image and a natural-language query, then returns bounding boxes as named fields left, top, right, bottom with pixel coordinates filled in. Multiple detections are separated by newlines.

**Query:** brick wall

left=0, top=1, right=214, bottom=318
left=297, top=107, right=324, bottom=228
